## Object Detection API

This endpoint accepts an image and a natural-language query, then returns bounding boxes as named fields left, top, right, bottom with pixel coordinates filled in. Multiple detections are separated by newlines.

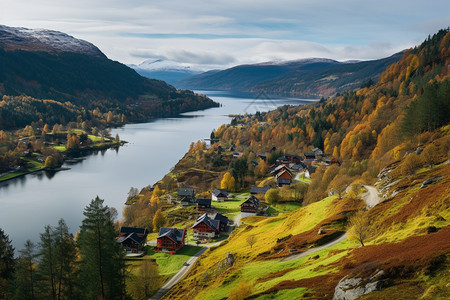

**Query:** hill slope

left=179, top=54, right=403, bottom=98
left=0, top=25, right=218, bottom=125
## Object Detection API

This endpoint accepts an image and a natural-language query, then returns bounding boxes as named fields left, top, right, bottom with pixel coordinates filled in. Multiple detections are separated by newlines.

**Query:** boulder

left=421, top=176, right=443, bottom=188
left=333, top=270, right=385, bottom=300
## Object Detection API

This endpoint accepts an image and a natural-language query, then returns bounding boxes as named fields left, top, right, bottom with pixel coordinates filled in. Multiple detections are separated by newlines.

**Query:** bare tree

left=348, top=210, right=370, bottom=246
left=246, top=235, right=257, bottom=249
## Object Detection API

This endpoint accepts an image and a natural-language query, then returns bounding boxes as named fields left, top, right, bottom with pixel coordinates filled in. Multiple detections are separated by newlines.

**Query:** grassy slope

left=165, top=163, right=450, bottom=299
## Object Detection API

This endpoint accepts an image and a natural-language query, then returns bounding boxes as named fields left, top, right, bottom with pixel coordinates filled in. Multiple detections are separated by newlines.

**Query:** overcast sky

left=1, top=0, right=449, bottom=69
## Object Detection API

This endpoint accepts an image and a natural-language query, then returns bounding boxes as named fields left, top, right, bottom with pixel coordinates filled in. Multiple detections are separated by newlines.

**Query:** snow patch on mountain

left=0, top=24, right=105, bottom=58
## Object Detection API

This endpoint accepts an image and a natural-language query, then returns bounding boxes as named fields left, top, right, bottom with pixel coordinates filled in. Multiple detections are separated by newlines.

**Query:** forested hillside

left=179, top=52, right=403, bottom=98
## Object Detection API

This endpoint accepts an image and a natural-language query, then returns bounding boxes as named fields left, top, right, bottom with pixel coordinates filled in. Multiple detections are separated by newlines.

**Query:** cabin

left=241, top=195, right=260, bottom=216
left=192, top=214, right=220, bottom=239
left=213, top=213, right=230, bottom=232
left=269, top=164, right=290, bottom=176
left=250, top=186, right=270, bottom=195
left=212, top=189, right=229, bottom=202
left=304, top=147, right=324, bottom=159
left=305, top=165, right=318, bottom=178
left=197, top=198, right=212, bottom=211
left=178, top=188, right=195, bottom=203
left=276, top=169, right=293, bottom=180
left=285, top=154, right=303, bottom=163
left=156, top=228, right=186, bottom=253
left=116, top=227, right=148, bottom=254
left=258, top=153, right=267, bottom=161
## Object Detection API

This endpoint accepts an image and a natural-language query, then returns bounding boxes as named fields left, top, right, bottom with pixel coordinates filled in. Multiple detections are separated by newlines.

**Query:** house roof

left=213, top=188, right=229, bottom=197
left=117, top=232, right=145, bottom=245
left=119, top=226, right=148, bottom=236
left=290, top=163, right=306, bottom=171
left=250, top=186, right=270, bottom=194
left=157, top=227, right=185, bottom=243
left=241, top=195, right=260, bottom=207
left=197, top=198, right=211, bottom=206
left=192, top=213, right=219, bottom=231
left=213, top=213, right=229, bottom=225
left=275, top=169, right=293, bottom=179
left=269, top=164, right=288, bottom=174
left=178, top=188, right=194, bottom=196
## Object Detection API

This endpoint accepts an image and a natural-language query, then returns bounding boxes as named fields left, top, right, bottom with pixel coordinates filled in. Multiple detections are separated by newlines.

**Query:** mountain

left=0, top=25, right=218, bottom=123
left=0, top=25, right=105, bottom=58
left=129, top=59, right=203, bottom=86
left=179, top=54, right=403, bottom=98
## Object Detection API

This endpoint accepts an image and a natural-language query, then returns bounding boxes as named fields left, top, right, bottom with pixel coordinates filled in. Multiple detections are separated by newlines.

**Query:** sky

left=1, top=0, right=449, bottom=70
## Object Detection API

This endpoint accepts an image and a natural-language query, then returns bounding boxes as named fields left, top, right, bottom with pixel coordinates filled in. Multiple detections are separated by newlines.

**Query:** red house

left=192, top=214, right=220, bottom=239
left=156, top=228, right=186, bottom=253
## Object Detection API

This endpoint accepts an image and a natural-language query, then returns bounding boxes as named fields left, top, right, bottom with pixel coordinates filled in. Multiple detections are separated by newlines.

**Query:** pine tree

left=78, top=197, right=126, bottom=300
left=0, top=228, right=15, bottom=300
left=39, top=226, right=57, bottom=300
left=13, top=240, right=36, bottom=300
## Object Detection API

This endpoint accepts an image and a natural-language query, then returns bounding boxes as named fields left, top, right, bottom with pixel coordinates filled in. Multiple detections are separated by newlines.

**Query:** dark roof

left=258, top=153, right=267, bottom=159
left=213, top=213, right=229, bottom=224
left=117, top=232, right=145, bottom=245
left=241, top=195, right=260, bottom=207
left=157, top=227, right=185, bottom=243
left=119, top=227, right=147, bottom=236
left=192, top=213, right=219, bottom=231
left=197, top=198, right=211, bottom=206
left=269, top=164, right=288, bottom=174
left=290, top=163, right=306, bottom=171
left=178, top=188, right=194, bottom=196
left=307, top=165, right=318, bottom=174
left=213, top=188, right=229, bottom=197
left=250, top=186, right=270, bottom=194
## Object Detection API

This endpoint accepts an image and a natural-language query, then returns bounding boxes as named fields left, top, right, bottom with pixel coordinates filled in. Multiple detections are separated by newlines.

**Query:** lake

left=0, top=91, right=316, bottom=251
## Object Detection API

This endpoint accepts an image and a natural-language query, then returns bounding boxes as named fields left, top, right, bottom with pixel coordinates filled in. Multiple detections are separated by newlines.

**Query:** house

left=192, top=214, right=220, bottom=239
left=269, top=164, right=290, bottom=176
left=305, top=165, right=318, bottom=178
left=212, top=189, right=229, bottom=202
left=250, top=186, right=270, bottom=195
left=178, top=188, right=195, bottom=203
left=285, top=154, right=303, bottom=163
left=213, top=213, right=230, bottom=232
left=117, top=227, right=148, bottom=254
left=304, top=148, right=324, bottom=159
left=258, top=153, right=267, bottom=161
left=275, top=169, right=293, bottom=181
left=197, top=198, right=212, bottom=211
left=156, top=228, right=186, bottom=253
left=240, top=195, right=260, bottom=216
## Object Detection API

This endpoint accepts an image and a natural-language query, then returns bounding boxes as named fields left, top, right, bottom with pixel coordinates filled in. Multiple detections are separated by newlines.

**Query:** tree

left=329, top=175, right=353, bottom=199
left=13, top=240, right=37, bottom=300
left=127, top=260, right=160, bottom=300
left=265, top=188, right=280, bottom=205
left=0, top=228, right=15, bottom=300
left=401, top=153, right=421, bottom=175
left=44, top=155, right=58, bottom=168
left=246, top=235, right=257, bottom=249
left=290, top=182, right=308, bottom=202
left=78, top=196, right=126, bottom=300
left=152, top=209, right=165, bottom=233
left=220, top=172, right=236, bottom=191
left=348, top=210, right=370, bottom=247
left=421, top=143, right=440, bottom=168
left=39, top=225, right=58, bottom=300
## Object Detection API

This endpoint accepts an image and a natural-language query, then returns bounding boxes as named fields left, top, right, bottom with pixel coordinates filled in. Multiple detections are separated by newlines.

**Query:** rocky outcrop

left=333, top=270, right=385, bottom=300
left=421, top=176, right=443, bottom=188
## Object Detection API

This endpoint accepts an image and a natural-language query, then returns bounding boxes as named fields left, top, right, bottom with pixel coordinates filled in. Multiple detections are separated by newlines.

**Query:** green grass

left=212, top=199, right=243, bottom=213
left=147, top=245, right=203, bottom=276
left=53, top=145, right=67, bottom=152
left=88, top=134, right=102, bottom=142
left=255, top=287, right=307, bottom=299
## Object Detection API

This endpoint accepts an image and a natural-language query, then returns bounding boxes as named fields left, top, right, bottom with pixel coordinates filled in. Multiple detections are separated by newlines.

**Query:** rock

left=318, top=227, right=324, bottom=235
left=415, top=147, right=424, bottom=154
left=421, top=176, right=443, bottom=188
left=333, top=270, right=385, bottom=300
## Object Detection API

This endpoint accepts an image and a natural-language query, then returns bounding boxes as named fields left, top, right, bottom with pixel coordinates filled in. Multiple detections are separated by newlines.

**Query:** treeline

left=0, top=197, right=133, bottom=300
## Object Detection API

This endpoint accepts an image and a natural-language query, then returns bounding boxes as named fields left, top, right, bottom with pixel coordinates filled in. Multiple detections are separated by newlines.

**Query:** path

left=281, top=185, right=381, bottom=262
left=294, top=172, right=310, bottom=183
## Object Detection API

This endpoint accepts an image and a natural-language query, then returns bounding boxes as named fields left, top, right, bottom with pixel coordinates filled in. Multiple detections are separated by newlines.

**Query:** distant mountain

left=129, top=59, right=203, bottom=87
left=0, top=25, right=217, bottom=122
left=179, top=54, right=404, bottom=98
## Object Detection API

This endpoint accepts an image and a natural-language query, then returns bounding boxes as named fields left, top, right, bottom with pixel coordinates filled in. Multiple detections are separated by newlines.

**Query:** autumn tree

left=228, top=281, right=253, bottom=300
left=127, top=260, right=160, bottom=300
left=329, top=175, right=353, bottom=199
left=220, top=172, right=236, bottom=191
left=265, top=188, right=280, bottom=205
left=421, top=143, right=440, bottom=168
left=152, top=209, right=165, bottom=233
left=401, top=153, right=422, bottom=175
left=246, top=235, right=257, bottom=249
left=348, top=210, right=370, bottom=247
left=44, top=156, right=58, bottom=168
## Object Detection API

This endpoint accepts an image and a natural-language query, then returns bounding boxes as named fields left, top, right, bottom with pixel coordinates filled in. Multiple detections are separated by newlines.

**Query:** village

left=116, top=145, right=338, bottom=258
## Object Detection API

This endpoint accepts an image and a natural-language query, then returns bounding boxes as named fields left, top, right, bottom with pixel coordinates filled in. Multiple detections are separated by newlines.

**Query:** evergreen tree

left=0, top=228, right=15, bottom=300
left=13, top=241, right=36, bottom=300
left=77, top=197, right=126, bottom=300
left=38, top=226, right=57, bottom=300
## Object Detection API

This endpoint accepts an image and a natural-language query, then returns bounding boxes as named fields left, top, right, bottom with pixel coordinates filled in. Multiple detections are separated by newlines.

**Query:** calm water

left=0, top=91, right=315, bottom=251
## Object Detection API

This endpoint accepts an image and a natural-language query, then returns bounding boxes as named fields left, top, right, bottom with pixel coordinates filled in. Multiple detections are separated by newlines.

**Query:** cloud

left=1, top=0, right=449, bottom=68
